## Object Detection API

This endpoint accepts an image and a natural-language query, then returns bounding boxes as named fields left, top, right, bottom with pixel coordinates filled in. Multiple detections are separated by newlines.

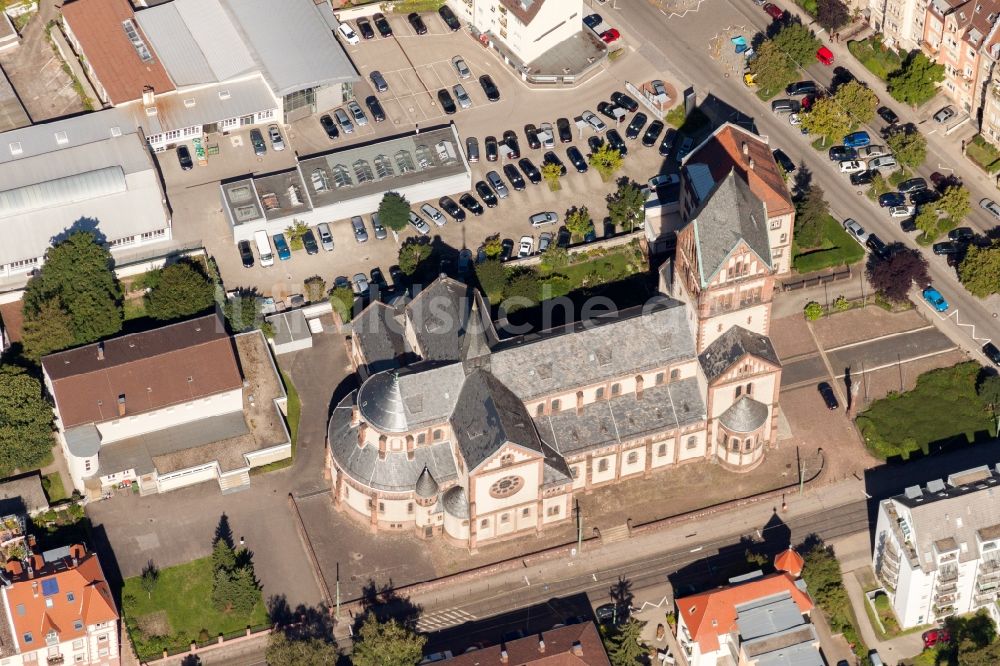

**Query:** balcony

left=939, top=567, right=959, bottom=582
left=46, top=655, right=65, bottom=665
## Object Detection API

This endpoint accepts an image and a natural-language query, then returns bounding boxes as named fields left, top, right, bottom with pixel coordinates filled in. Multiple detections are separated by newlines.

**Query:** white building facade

left=447, top=0, right=584, bottom=65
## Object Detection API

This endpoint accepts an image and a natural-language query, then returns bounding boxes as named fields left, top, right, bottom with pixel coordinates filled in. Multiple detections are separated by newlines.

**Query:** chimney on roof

left=742, top=141, right=749, bottom=156
left=500, top=649, right=508, bottom=664
left=571, top=641, right=584, bottom=656
left=117, top=393, right=126, bottom=417
left=97, top=342, right=105, bottom=361
left=636, top=374, right=644, bottom=400
left=142, top=86, right=154, bottom=107
left=538, top=638, right=546, bottom=653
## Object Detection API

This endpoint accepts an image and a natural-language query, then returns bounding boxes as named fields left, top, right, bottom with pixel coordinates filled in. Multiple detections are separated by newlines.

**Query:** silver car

left=453, top=84, right=472, bottom=109
left=843, top=218, right=869, bottom=245
left=529, top=211, right=558, bottom=227
left=351, top=215, right=369, bottom=243
left=371, top=213, right=387, bottom=240
left=581, top=110, right=607, bottom=133
left=981, top=198, right=1000, bottom=219
left=267, top=124, right=285, bottom=151
left=347, top=100, right=368, bottom=126
left=539, top=122, right=555, bottom=148
left=352, top=272, right=370, bottom=296
left=466, top=136, right=479, bottom=162
left=538, top=231, right=552, bottom=252
left=317, top=223, right=334, bottom=251
left=334, top=108, right=354, bottom=134
left=452, top=55, right=471, bottom=79
left=370, top=70, right=388, bottom=93
left=486, top=170, right=509, bottom=199
left=408, top=211, right=431, bottom=235
left=420, top=203, right=446, bottom=226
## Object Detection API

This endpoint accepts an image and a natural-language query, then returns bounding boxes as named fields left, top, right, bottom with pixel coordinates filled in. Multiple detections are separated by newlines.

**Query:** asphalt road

left=599, top=0, right=1000, bottom=362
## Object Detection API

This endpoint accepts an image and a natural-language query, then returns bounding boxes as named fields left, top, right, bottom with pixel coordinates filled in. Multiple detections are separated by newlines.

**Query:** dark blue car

left=272, top=233, right=291, bottom=261
left=843, top=131, right=871, bottom=148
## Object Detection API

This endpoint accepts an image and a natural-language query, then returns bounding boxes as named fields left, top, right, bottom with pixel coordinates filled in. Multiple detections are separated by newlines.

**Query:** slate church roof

left=699, top=326, right=780, bottom=383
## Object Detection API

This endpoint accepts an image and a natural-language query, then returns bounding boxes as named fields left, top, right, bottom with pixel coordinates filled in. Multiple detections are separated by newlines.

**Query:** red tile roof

left=774, top=548, right=805, bottom=577
left=677, top=573, right=813, bottom=653
left=443, top=622, right=610, bottom=665
left=42, top=314, right=243, bottom=429
left=687, top=124, right=794, bottom=217
left=2, top=545, right=118, bottom=653
left=0, top=300, right=23, bottom=344
left=62, top=0, right=174, bottom=105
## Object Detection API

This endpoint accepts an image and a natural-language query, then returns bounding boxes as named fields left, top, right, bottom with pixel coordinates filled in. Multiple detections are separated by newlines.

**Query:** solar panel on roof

left=41, top=579, right=59, bottom=597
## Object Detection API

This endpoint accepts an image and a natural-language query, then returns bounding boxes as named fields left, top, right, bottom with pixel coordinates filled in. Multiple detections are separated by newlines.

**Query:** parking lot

left=161, top=11, right=679, bottom=300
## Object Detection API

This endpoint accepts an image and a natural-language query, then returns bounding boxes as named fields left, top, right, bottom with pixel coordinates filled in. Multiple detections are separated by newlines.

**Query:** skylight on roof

left=122, top=20, right=153, bottom=63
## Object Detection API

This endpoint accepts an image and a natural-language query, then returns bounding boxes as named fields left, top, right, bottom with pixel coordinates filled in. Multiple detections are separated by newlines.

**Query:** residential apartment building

left=440, top=622, right=610, bottom=664
left=328, top=124, right=792, bottom=549
left=41, top=314, right=291, bottom=497
left=870, top=0, right=928, bottom=51
left=447, top=0, right=584, bottom=68
left=674, top=560, right=822, bottom=666
left=873, top=464, right=1000, bottom=628
left=979, top=64, right=1000, bottom=141
left=0, top=544, right=119, bottom=666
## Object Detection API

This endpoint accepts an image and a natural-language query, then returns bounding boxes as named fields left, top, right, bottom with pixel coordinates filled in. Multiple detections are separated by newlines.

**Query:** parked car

left=373, top=12, right=393, bottom=37
left=763, top=2, right=784, bottom=19
left=356, top=16, right=374, bottom=40
left=839, top=160, right=866, bottom=174
left=319, top=114, right=339, bottom=140
left=519, top=157, right=542, bottom=184
left=932, top=241, right=961, bottom=255
left=598, top=101, right=621, bottom=121
left=898, top=177, right=927, bottom=194
left=933, top=106, right=956, bottom=123
left=567, top=146, right=588, bottom=173
left=351, top=216, right=369, bottom=243
left=453, top=56, right=471, bottom=79
left=518, top=235, right=534, bottom=257
left=611, top=91, right=639, bottom=112
left=238, top=240, right=254, bottom=268
left=649, top=174, right=680, bottom=188
left=625, top=112, right=648, bottom=140
left=250, top=128, right=267, bottom=155
left=543, top=151, right=567, bottom=175
left=900, top=218, right=917, bottom=232
left=849, top=170, right=874, bottom=185
left=352, top=273, right=370, bottom=296
left=843, top=218, right=869, bottom=244
left=347, top=101, right=367, bottom=127
left=858, top=145, right=888, bottom=159
left=176, top=144, right=193, bottom=170
left=466, top=137, right=479, bottom=163
left=981, top=197, right=1000, bottom=219
left=408, top=12, right=427, bottom=35
left=878, top=192, right=905, bottom=208
left=606, top=129, right=627, bottom=156
left=539, top=121, right=555, bottom=148
left=877, top=106, right=899, bottom=124
left=817, top=382, right=839, bottom=410
left=459, top=193, right=484, bottom=216
left=556, top=117, right=573, bottom=143
left=371, top=214, right=387, bottom=240
left=889, top=205, right=915, bottom=218
left=439, top=196, right=466, bottom=222
left=530, top=212, right=559, bottom=227
left=439, top=4, right=460, bottom=31
left=786, top=80, right=818, bottom=96
left=948, top=226, right=975, bottom=242
left=503, top=130, right=521, bottom=159
left=771, top=98, right=801, bottom=114
left=772, top=149, right=795, bottom=173
left=816, top=45, right=834, bottom=65
left=600, top=28, right=620, bottom=43
left=500, top=238, right=515, bottom=261
left=869, top=155, right=897, bottom=170
left=983, top=342, right=1000, bottom=366
left=437, top=88, right=457, bottom=115
left=365, top=96, right=386, bottom=122
left=273, top=233, right=291, bottom=260
left=583, top=13, right=603, bottom=29
left=503, top=163, right=526, bottom=190
left=408, top=211, right=431, bottom=234
left=421, top=203, right=446, bottom=226
left=479, top=74, right=500, bottom=102
left=317, top=223, right=334, bottom=251
left=651, top=79, right=668, bottom=98
left=828, top=145, right=857, bottom=161
left=866, top=233, right=888, bottom=257
left=582, top=110, right=607, bottom=133
left=922, top=286, right=949, bottom=312
left=333, top=108, right=354, bottom=134
left=486, top=170, right=509, bottom=198
left=476, top=180, right=499, bottom=207
left=301, top=228, right=319, bottom=255
left=523, top=124, right=541, bottom=149
left=843, top=131, right=871, bottom=147
left=485, top=135, right=499, bottom=162
left=337, top=22, right=360, bottom=45
left=642, top=120, right=664, bottom=147
left=588, top=135, right=604, bottom=154
left=676, top=136, right=694, bottom=162
left=538, top=231, right=552, bottom=253
left=369, top=70, right=389, bottom=92
left=910, top=189, right=940, bottom=206
left=659, top=128, right=677, bottom=157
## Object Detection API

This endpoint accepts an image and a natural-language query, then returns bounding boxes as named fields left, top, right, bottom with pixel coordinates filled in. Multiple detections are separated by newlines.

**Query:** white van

left=254, top=230, right=274, bottom=267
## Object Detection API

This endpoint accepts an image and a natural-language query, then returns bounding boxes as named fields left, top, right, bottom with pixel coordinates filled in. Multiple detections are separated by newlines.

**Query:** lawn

left=848, top=37, right=904, bottom=80
left=122, top=557, right=268, bottom=660
left=792, top=214, right=866, bottom=273
left=41, top=474, right=68, bottom=503
left=857, top=362, right=997, bottom=460
left=538, top=245, right=640, bottom=286
left=966, top=135, right=1000, bottom=173
left=123, top=298, right=146, bottom=321
left=867, top=591, right=902, bottom=639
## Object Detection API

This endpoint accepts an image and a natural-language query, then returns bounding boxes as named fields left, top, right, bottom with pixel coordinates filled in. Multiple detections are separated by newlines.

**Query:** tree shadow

left=267, top=594, right=336, bottom=642
left=214, top=513, right=234, bottom=549
left=792, top=164, right=813, bottom=199
left=609, top=575, right=634, bottom=616
left=179, top=656, right=201, bottom=666
left=351, top=578, right=422, bottom=634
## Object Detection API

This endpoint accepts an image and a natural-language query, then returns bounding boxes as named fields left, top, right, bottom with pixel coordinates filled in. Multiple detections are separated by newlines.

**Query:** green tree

left=978, top=374, right=1000, bottom=414
left=540, top=246, right=569, bottom=271
left=793, top=185, right=829, bottom=248
left=223, top=293, right=262, bottom=333
left=565, top=207, right=593, bottom=241
left=914, top=206, right=941, bottom=240
left=603, top=618, right=647, bottom=666
left=21, top=298, right=75, bottom=361
left=266, top=633, right=338, bottom=666
left=800, top=96, right=850, bottom=146
left=817, top=0, right=850, bottom=31
left=804, top=301, right=823, bottom=321
left=866, top=247, right=928, bottom=302
left=22, top=231, right=122, bottom=357
left=959, top=641, right=1000, bottom=666
left=886, top=129, right=928, bottom=169
left=959, top=244, right=1000, bottom=297
left=329, top=286, right=356, bottom=323
left=144, top=260, right=216, bottom=321
left=140, top=560, right=159, bottom=599
left=888, top=52, right=944, bottom=106
left=589, top=143, right=624, bottom=181
left=607, top=182, right=646, bottom=231
left=211, top=538, right=236, bottom=573
left=800, top=540, right=849, bottom=617
left=483, top=234, right=503, bottom=258
left=542, top=161, right=563, bottom=190
left=378, top=192, right=411, bottom=232
left=351, top=614, right=426, bottom=666
left=304, top=276, right=326, bottom=303
left=772, top=22, right=821, bottom=66
left=938, top=184, right=971, bottom=224
left=0, top=366, right=54, bottom=477
left=748, top=41, right=795, bottom=96
left=284, top=221, right=309, bottom=251
left=398, top=241, right=432, bottom=276
left=227, top=564, right=260, bottom=615
left=504, top=270, right=541, bottom=311
left=833, top=80, right=879, bottom=125
left=475, top=259, right=507, bottom=302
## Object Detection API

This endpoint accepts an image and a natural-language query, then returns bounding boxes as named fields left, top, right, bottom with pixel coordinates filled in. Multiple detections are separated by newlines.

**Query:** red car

left=922, top=628, right=951, bottom=648
left=601, top=28, right=620, bottom=43
left=816, top=46, right=835, bottom=65
left=763, top=2, right=784, bottom=19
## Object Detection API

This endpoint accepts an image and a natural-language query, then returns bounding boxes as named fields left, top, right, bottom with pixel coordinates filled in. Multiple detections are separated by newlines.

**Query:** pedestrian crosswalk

left=416, top=608, right=477, bottom=632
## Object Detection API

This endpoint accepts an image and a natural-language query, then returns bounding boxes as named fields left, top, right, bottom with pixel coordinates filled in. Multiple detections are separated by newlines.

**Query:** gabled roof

left=678, top=573, right=813, bottom=653
left=42, top=314, right=242, bottom=429
left=443, top=621, right=611, bottom=665
left=406, top=277, right=485, bottom=362
left=689, top=170, right=772, bottom=288
left=699, top=326, right=780, bottom=384
left=61, top=0, right=175, bottom=105
left=686, top=123, right=793, bottom=217
left=352, top=301, right=406, bottom=374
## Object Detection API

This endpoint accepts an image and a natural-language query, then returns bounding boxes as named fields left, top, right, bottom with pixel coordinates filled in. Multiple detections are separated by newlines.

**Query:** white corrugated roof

left=0, top=167, right=126, bottom=219
left=0, top=108, right=140, bottom=165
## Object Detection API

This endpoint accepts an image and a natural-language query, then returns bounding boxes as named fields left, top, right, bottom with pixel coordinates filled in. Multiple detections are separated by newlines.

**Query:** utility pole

left=798, top=446, right=805, bottom=495
left=336, top=562, right=341, bottom=619
left=576, top=500, right=583, bottom=555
